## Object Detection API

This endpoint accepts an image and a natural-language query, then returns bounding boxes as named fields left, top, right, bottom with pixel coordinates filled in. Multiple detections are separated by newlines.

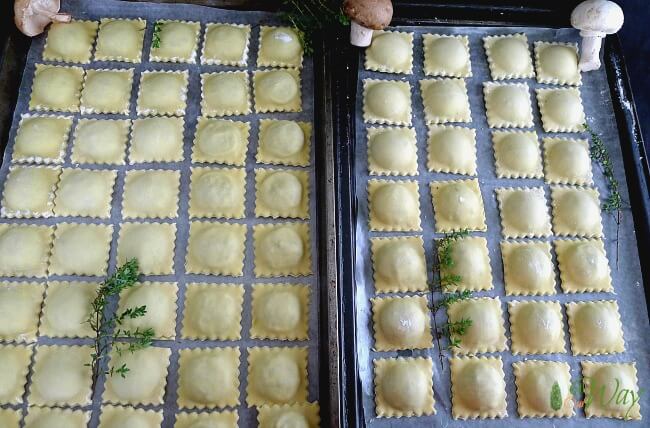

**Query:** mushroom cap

left=14, top=0, right=68, bottom=37
left=343, top=0, right=393, bottom=30
left=571, top=0, right=624, bottom=35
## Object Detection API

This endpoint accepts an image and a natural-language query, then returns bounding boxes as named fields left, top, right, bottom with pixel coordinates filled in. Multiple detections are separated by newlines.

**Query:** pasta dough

left=423, top=34, right=471, bottom=77
left=501, top=241, right=555, bottom=296
left=536, top=88, right=585, bottom=132
left=43, top=20, right=98, bottom=63
left=257, top=119, right=311, bottom=167
left=535, top=42, right=581, bottom=86
left=495, top=187, right=552, bottom=238
left=258, top=403, right=320, bottom=428
left=48, top=223, right=113, bottom=276
left=71, top=119, right=130, bottom=165
left=177, top=347, right=240, bottom=409
left=253, top=222, right=312, bottom=277
left=544, top=137, right=592, bottom=185
left=492, top=131, right=543, bottom=179
left=567, top=300, right=625, bottom=355
left=150, top=20, right=201, bottom=63
left=430, top=179, right=487, bottom=232
left=137, top=70, right=188, bottom=116
left=368, top=179, right=421, bottom=232
left=0, top=344, right=32, bottom=404
left=374, top=357, right=435, bottom=418
left=94, top=19, right=147, bottom=62
left=192, top=118, right=250, bottom=165
left=446, top=297, right=507, bottom=354
left=122, top=170, right=180, bottom=218
left=12, top=114, right=72, bottom=163
left=362, top=79, right=412, bottom=126
left=117, top=282, right=178, bottom=339
left=80, top=69, right=133, bottom=114
left=24, top=408, right=89, bottom=428
left=0, top=226, right=53, bottom=277
left=371, top=295, right=432, bottom=351
left=98, top=406, right=163, bottom=428
left=367, top=126, right=418, bottom=176
left=255, top=168, right=310, bottom=219
left=258, top=26, right=304, bottom=68
left=29, top=64, right=84, bottom=112
left=53, top=169, right=116, bottom=218
left=483, top=34, right=534, bottom=80
left=370, top=236, right=427, bottom=293
left=251, top=283, right=310, bottom=340
left=513, top=361, right=573, bottom=418
left=189, top=167, right=246, bottom=218
left=555, top=238, right=612, bottom=293
left=201, top=71, right=251, bottom=117
left=550, top=185, right=603, bottom=237
left=0, top=409, right=21, bottom=428
left=247, top=347, right=308, bottom=406
left=439, top=236, right=492, bottom=292
left=450, top=356, right=507, bottom=419
left=420, top=78, right=471, bottom=124
left=427, top=125, right=477, bottom=175
left=483, top=82, right=534, bottom=128
left=254, top=69, right=302, bottom=113
left=129, top=117, right=185, bottom=163
left=117, top=222, right=176, bottom=275
left=181, top=283, right=244, bottom=340
left=508, top=300, right=566, bottom=354
left=174, top=411, right=238, bottom=428
left=0, top=282, right=44, bottom=342
left=202, top=23, right=251, bottom=66
left=40, top=281, right=98, bottom=338
left=365, top=30, right=414, bottom=74
left=186, top=222, right=247, bottom=276
left=581, top=362, right=641, bottom=420
left=1, top=165, right=60, bottom=218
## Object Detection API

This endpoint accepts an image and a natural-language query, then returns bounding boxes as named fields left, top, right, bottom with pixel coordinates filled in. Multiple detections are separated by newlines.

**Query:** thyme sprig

left=86, top=259, right=155, bottom=390
left=280, top=0, right=349, bottom=55
left=442, top=318, right=474, bottom=349
left=583, top=122, right=623, bottom=213
left=152, top=22, right=164, bottom=49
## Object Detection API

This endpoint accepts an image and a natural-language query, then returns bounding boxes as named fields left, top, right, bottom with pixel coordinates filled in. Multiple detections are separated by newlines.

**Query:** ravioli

left=40, top=281, right=98, bottom=338
left=94, top=18, right=147, bottom=62
left=420, top=78, right=471, bottom=124
left=492, top=131, right=543, bottom=178
left=554, top=238, right=612, bottom=293
left=508, top=300, right=566, bottom=354
left=438, top=236, right=492, bottom=292
left=446, top=297, right=507, bottom=354
left=253, top=222, right=312, bottom=277
left=543, top=137, right=593, bottom=185
left=258, top=403, right=320, bottom=428
left=483, top=82, right=534, bottom=128
left=247, top=347, right=308, bottom=406
left=371, top=295, right=432, bottom=351
left=185, top=222, right=247, bottom=276
left=363, top=79, right=412, bottom=126
left=251, top=283, right=310, bottom=340
left=427, top=125, right=477, bottom=175
left=257, top=120, right=311, bottom=167
left=53, top=169, right=116, bottom=218
left=12, top=114, right=72, bottom=163
left=501, top=241, right=555, bottom=296
left=24, top=408, right=89, bottom=428
left=258, top=26, right=304, bottom=68
left=550, top=185, right=603, bottom=237
left=483, top=34, right=534, bottom=80
left=117, top=222, right=176, bottom=275
left=566, top=300, right=625, bottom=355
left=136, top=70, right=188, bottom=116
left=370, top=236, right=427, bottom=293
left=0, top=226, right=53, bottom=278
left=48, top=223, right=113, bottom=276
left=0, top=282, right=44, bottom=342
left=365, top=30, right=414, bottom=74
left=450, top=357, right=507, bottom=419
left=423, top=34, right=471, bottom=77
left=189, top=167, right=246, bottom=218
left=368, top=179, right=422, bottom=232
left=150, top=20, right=201, bottom=63
left=181, top=283, right=244, bottom=340
left=255, top=168, right=310, bottom=219
left=122, top=170, right=180, bottom=218
left=80, top=69, right=133, bottom=114
left=202, top=23, right=251, bottom=66
left=373, top=357, right=435, bottom=417
left=174, top=411, right=239, bottom=428
left=201, top=71, right=251, bottom=117
left=71, top=119, right=130, bottom=165
left=1, top=166, right=60, bottom=218
left=43, top=20, right=98, bottom=63
left=192, top=118, right=250, bottom=165
left=97, top=406, right=163, bottom=428
left=254, top=69, right=302, bottom=113
left=513, top=361, right=573, bottom=418
left=129, top=117, right=185, bottom=163
left=117, top=282, right=178, bottom=339
left=536, top=88, right=585, bottom=132
left=368, top=127, right=418, bottom=176
left=581, top=362, right=641, bottom=419
left=535, top=42, right=581, bottom=86
left=29, top=64, right=84, bottom=112
left=0, top=344, right=32, bottom=404
left=495, top=187, right=552, bottom=238
left=430, top=179, right=487, bottom=232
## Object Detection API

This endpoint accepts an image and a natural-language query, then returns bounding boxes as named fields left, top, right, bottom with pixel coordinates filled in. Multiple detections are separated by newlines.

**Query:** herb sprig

left=152, top=22, right=164, bottom=49
left=280, top=0, right=350, bottom=55
left=583, top=122, right=623, bottom=213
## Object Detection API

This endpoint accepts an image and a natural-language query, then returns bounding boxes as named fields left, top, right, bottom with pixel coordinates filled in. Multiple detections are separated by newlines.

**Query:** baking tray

left=331, top=2, right=650, bottom=427
left=0, top=1, right=342, bottom=427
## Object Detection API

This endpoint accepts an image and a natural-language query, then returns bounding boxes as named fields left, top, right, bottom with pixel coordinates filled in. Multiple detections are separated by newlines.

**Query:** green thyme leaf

left=152, top=22, right=164, bottom=49
left=583, top=123, right=623, bottom=213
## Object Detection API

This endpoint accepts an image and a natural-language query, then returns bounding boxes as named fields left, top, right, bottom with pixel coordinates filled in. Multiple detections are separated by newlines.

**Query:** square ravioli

left=258, top=26, right=304, bottom=68
left=450, top=356, right=507, bottom=419
left=371, top=295, right=432, bottom=351
left=181, top=283, right=244, bottom=340
left=71, top=119, right=130, bottom=165
left=0, top=226, right=53, bottom=277
left=501, top=241, right=555, bottom=296
left=362, top=79, right=412, bottom=126
left=117, top=282, right=178, bottom=339
left=202, top=23, right=251, bottom=66
left=368, top=179, right=421, bottom=232
left=513, top=360, right=573, bottom=418
left=175, top=411, right=238, bottom=428
left=1, top=165, right=60, bottom=218
left=201, top=71, right=251, bottom=117
left=430, top=179, right=486, bottom=232
left=189, top=167, right=246, bottom=218
left=536, top=87, right=585, bottom=132
left=370, top=236, right=427, bottom=293
left=94, top=18, right=147, bottom=62
left=29, top=64, right=84, bottom=112
left=492, top=131, right=543, bottom=179
left=566, top=300, right=625, bottom=355
left=253, top=222, right=312, bottom=277
left=427, top=125, right=477, bottom=175
left=255, top=168, right=310, bottom=219
left=247, top=346, right=308, bottom=406
left=177, top=347, right=240, bottom=409
left=28, top=345, right=93, bottom=406
left=103, top=346, right=171, bottom=405
left=446, top=297, right=507, bottom=354
left=258, top=403, right=319, bottom=428
left=129, top=117, right=185, bottom=163
left=495, top=187, right=552, bottom=238
left=367, top=126, right=418, bottom=176
left=254, top=69, right=302, bottom=113
left=373, top=357, right=435, bottom=417
left=48, top=223, right=113, bottom=276
left=508, top=300, right=566, bottom=354
left=54, top=168, right=116, bottom=218
left=98, top=405, right=163, bottom=428
left=534, top=42, right=582, bottom=86
left=555, top=238, right=612, bottom=293
left=43, top=20, right=98, bottom=63
left=117, top=222, right=176, bottom=275
left=483, top=82, right=534, bottom=128
left=12, top=114, right=72, bottom=163
left=420, top=78, right=471, bottom=124
left=136, top=70, right=188, bottom=116
left=438, top=236, right=492, bottom=292
left=24, top=408, right=89, bottom=428
left=186, top=222, right=246, bottom=276
left=365, top=30, right=414, bottom=74
left=483, top=34, right=534, bottom=80
left=550, top=185, right=603, bottom=237
left=0, top=408, right=22, bottom=427
left=423, top=34, right=471, bottom=77
left=251, top=283, right=310, bottom=340
left=80, top=69, right=134, bottom=115
left=543, top=137, right=593, bottom=185
left=150, top=20, right=201, bottom=63
left=0, top=282, right=44, bottom=342
left=122, top=170, right=180, bottom=219
left=257, top=119, right=311, bottom=167
left=581, top=361, right=641, bottom=420
left=40, top=281, right=99, bottom=338
left=192, top=118, right=250, bottom=165
left=0, top=344, right=32, bottom=404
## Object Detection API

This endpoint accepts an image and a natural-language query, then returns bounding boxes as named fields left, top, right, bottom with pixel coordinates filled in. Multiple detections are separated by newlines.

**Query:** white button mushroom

left=14, top=0, right=71, bottom=37
left=343, top=0, right=393, bottom=47
left=570, top=0, right=624, bottom=71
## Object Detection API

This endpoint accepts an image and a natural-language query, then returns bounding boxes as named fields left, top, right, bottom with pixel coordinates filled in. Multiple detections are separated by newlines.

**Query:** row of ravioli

left=42, top=18, right=303, bottom=68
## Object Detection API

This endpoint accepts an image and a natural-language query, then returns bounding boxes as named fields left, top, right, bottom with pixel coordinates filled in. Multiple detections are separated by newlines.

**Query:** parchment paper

left=354, top=26, right=650, bottom=427
left=0, top=0, right=320, bottom=426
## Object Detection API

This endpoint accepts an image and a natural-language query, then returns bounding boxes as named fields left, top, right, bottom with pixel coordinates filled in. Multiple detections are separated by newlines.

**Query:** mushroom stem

left=350, top=20, right=373, bottom=47
left=578, top=30, right=603, bottom=72
left=31, top=4, right=70, bottom=21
